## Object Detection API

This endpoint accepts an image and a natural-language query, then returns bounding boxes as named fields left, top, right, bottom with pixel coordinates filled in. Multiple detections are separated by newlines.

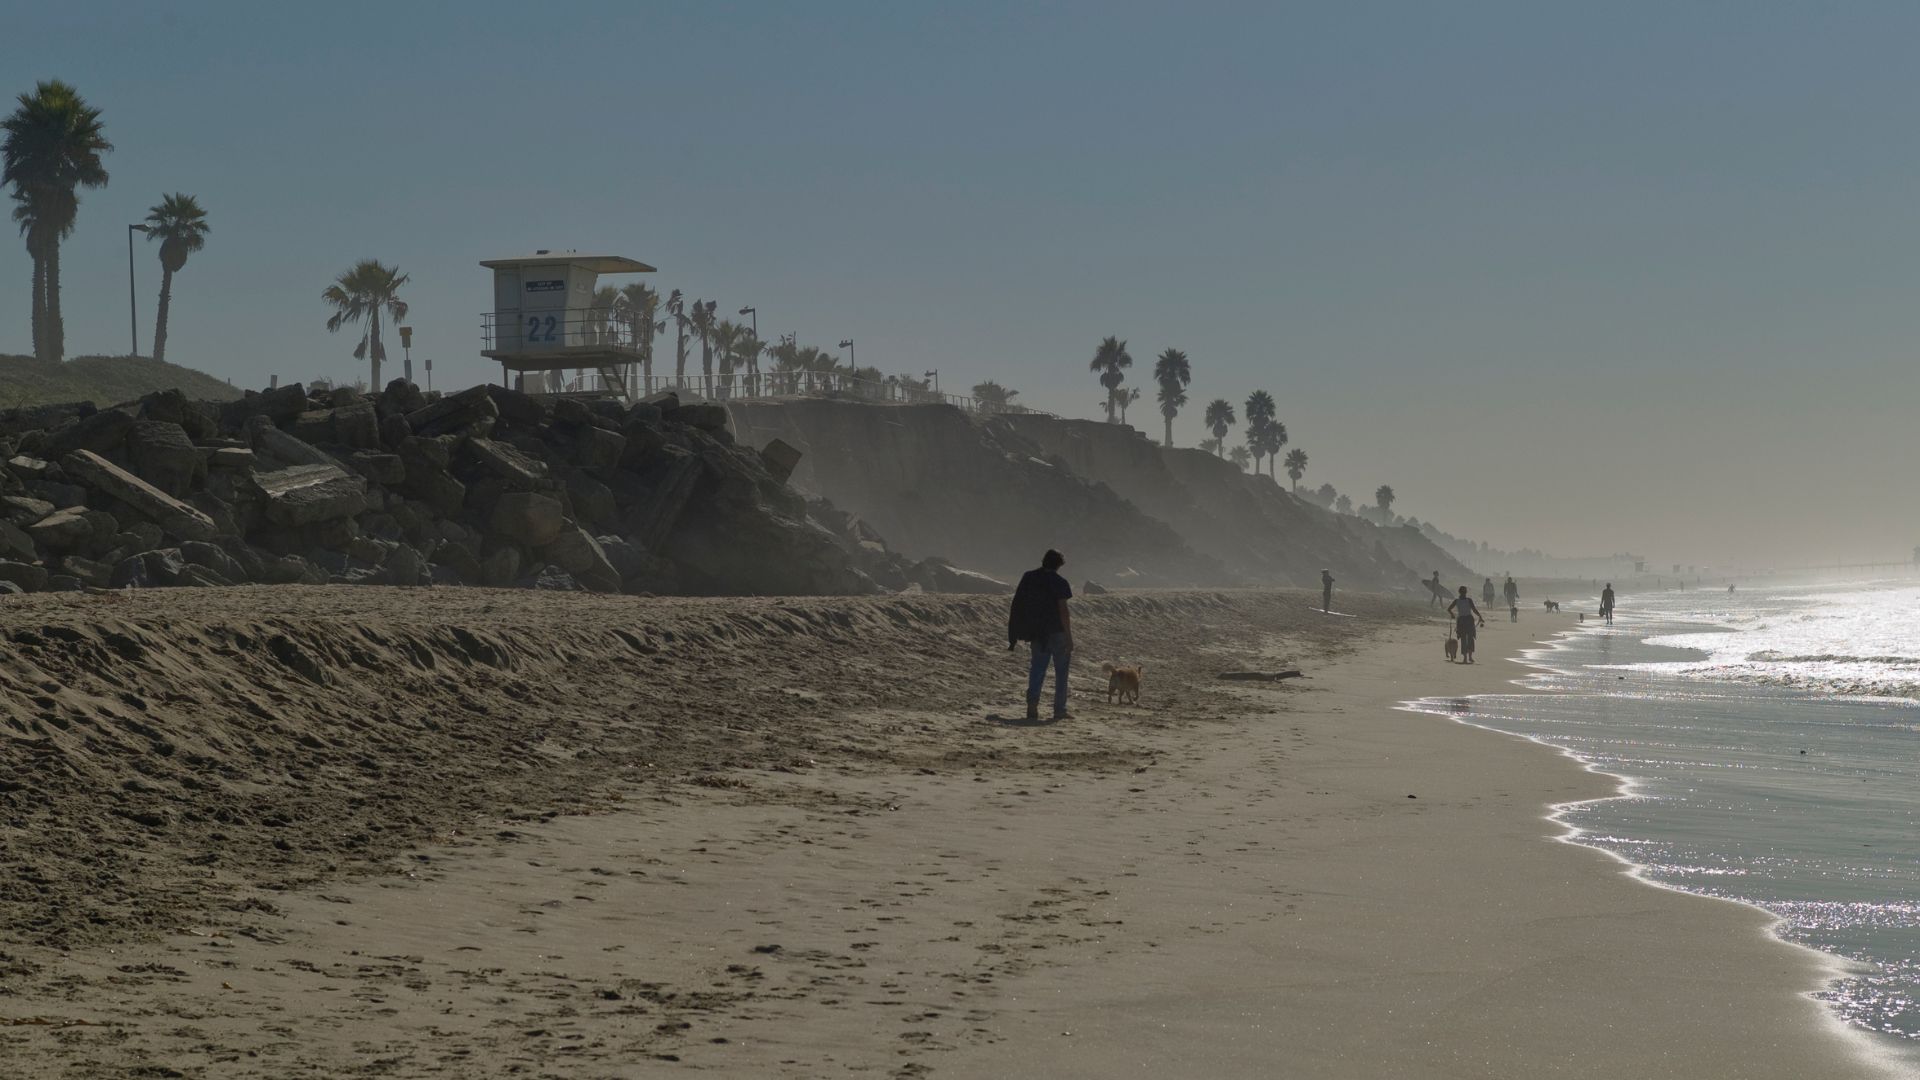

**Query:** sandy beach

left=0, top=586, right=1894, bottom=1078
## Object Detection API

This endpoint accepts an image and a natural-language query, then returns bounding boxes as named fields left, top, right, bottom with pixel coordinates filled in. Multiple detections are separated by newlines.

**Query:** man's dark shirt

left=1009, top=568, right=1074, bottom=645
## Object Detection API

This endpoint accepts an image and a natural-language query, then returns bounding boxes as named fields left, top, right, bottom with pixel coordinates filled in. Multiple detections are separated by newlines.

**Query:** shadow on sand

left=986, top=712, right=1057, bottom=728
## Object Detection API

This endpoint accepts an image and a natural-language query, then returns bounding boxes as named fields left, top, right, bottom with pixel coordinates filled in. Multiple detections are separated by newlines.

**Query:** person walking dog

left=1009, top=549, right=1075, bottom=721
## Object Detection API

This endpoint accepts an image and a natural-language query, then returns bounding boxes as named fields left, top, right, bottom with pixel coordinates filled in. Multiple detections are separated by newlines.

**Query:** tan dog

left=1101, top=661, right=1143, bottom=704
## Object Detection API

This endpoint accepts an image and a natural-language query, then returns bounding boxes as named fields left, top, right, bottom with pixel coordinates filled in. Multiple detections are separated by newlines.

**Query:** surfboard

left=1307, top=606, right=1357, bottom=617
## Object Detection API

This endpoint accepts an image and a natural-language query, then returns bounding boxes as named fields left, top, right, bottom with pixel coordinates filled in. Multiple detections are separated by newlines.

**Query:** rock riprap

left=0, top=383, right=983, bottom=596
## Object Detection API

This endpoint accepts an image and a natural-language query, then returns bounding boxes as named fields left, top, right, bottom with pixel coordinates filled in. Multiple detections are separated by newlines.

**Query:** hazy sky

left=4, top=1, right=1918, bottom=569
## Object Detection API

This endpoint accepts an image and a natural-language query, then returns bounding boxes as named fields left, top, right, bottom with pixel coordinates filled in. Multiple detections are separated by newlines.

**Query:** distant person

left=1321, top=568, right=1336, bottom=613
left=1428, top=571, right=1444, bottom=608
left=1448, top=586, right=1486, bottom=663
left=1008, top=549, right=1075, bottom=722
left=1728, top=584, right=1737, bottom=593
left=1483, top=578, right=1496, bottom=607
left=1503, top=575, right=1519, bottom=608
left=1601, top=583, right=1616, bottom=624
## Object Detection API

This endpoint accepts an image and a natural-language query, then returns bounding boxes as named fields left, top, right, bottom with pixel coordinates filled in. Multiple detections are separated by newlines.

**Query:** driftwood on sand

left=1215, top=670, right=1305, bottom=682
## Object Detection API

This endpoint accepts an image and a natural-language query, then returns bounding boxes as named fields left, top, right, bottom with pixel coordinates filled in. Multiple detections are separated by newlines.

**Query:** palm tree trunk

left=28, top=248, right=45, bottom=363
left=152, top=267, right=175, bottom=363
left=675, top=330, right=687, bottom=387
left=369, top=307, right=383, bottom=389
left=641, top=323, right=654, bottom=389
left=1164, top=415, right=1173, bottom=448
left=45, top=238, right=63, bottom=363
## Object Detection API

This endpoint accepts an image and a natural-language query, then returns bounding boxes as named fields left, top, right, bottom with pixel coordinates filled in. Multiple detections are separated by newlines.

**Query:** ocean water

left=1407, top=579, right=1920, bottom=1051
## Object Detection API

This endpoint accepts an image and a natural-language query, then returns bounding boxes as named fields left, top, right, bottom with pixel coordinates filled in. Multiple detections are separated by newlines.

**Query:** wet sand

left=0, top=588, right=1892, bottom=1077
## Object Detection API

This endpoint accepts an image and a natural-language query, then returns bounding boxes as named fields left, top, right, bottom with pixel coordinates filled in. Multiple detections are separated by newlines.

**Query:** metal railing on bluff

left=533, top=367, right=1055, bottom=418
left=482, top=309, right=644, bottom=354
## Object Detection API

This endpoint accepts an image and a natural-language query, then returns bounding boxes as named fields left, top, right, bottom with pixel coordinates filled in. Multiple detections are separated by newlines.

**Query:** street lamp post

left=737, top=308, right=757, bottom=395
left=398, top=325, right=414, bottom=385
left=838, top=339, right=855, bottom=394
left=127, top=223, right=151, bottom=357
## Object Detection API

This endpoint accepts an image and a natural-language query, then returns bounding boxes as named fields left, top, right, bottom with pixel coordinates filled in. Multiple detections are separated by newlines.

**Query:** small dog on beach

left=1101, top=662, right=1143, bottom=704
left=1543, top=600, right=1559, bottom=612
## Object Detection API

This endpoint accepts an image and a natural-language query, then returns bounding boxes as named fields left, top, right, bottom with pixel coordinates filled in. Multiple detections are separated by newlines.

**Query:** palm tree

left=667, top=289, right=689, bottom=387
left=1089, top=336, right=1132, bottom=423
left=767, top=334, right=800, bottom=393
left=972, top=380, right=1018, bottom=412
left=614, top=282, right=663, bottom=391
left=689, top=298, right=718, bottom=394
left=1244, top=390, right=1276, bottom=474
left=734, top=332, right=766, bottom=397
left=142, top=193, right=210, bottom=364
left=9, top=191, right=49, bottom=361
left=710, top=319, right=743, bottom=398
left=1153, top=347, right=1191, bottom=448
left=3, top=80, right=112, bottom=363
left=1257, top=419, right=1288, bottom=478
left=1375, top=484, right=1396, bottom=519
left=1228, top=446, right=1252, bottom=472
left=1118, top=386, right=1143, bottom=425
left=1314, top=482, right=1337, bottom=507
left=1283, top=448, right=1309, bottom=491
left=586, top=285, right=619, bottom=344
left=1335, top=493, right=1353, bottom=514
left=1203, top=398, right=1235, bottom=456
left=322, top=260, right=410, bottom=389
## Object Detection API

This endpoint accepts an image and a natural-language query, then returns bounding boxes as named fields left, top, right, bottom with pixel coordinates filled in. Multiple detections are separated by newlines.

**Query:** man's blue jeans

left=1027, top=632, right=1071, bottom=716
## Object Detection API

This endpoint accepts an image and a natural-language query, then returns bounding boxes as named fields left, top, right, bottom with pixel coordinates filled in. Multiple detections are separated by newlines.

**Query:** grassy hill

left=0, top=354, right=244, bottom=407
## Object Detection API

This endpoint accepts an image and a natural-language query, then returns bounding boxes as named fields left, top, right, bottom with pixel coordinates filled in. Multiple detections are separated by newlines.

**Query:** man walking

left=1503, top=575, right=1520, bottom=622
left=1321, top=568, right=1336, bottom=613
left=1428, top=571, right=1445, bottom=608
left=1601, top=582, right=1616, bottom=624
left=1009, top=549, right=1075, bottom=722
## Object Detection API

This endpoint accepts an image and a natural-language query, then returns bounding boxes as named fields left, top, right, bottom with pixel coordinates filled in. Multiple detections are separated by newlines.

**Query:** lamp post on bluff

left=127, top=223, right=151, bottom=356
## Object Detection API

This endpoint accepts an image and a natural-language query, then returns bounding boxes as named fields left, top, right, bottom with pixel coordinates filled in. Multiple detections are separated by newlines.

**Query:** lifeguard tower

left=480, top=251, right=656, bottom=402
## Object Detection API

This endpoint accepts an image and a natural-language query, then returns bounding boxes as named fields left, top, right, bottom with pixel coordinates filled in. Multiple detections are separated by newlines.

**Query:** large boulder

left=671, top=402, right=730, bottom=433
left=758, top=438, right=803, bottom=485
left=406, top=385, right=499, bottom=439
left=465, top=438, right=549, bottom=489
left=219, top=382, right=307, bottom=430
left=621, top=448, right=702, bottom=550
left=61, top=450, right=219, bottom=542
left=126, top=420, right=204, bottom=497
left=26, top=506, right=114, bottom=554
left=489, top=492, right=566, bottom=548
left=0, top=495, right=54, bottom=527
left=249, top=464, right=370, bottom=527
left=179, top=540, right=250, bottom=584
left=485, top=385, right=547, bottom=428
left=395, top=436, right=466, bottom=515
left=247, top=416, right=339, bottom=469
left=290, top=402, right=381, bottom=450
left=539, top=527, right=621, bottom=593
left=49, top=409, right=135, bottom=459
left=0, top=560, right=49, bottom=592
left=0, top=518, right=35, bottom=562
